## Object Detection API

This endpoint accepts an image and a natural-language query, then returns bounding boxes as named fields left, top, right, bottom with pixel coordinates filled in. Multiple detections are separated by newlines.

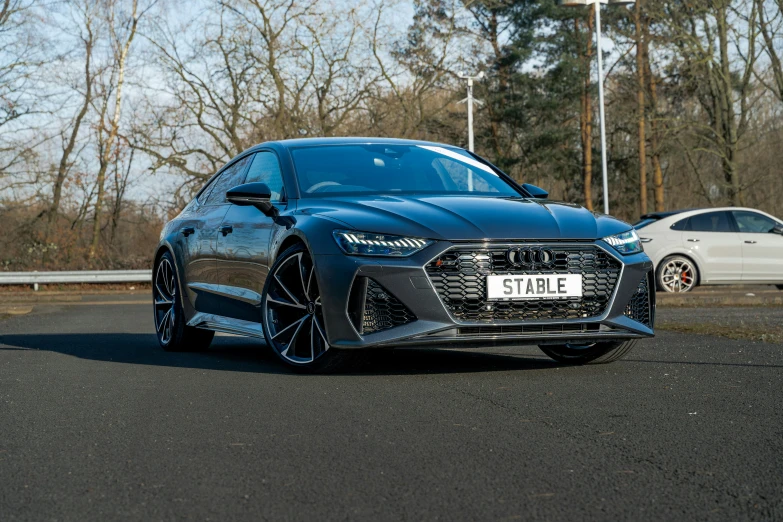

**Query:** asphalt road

left=1, top=298, right=782, bottom=521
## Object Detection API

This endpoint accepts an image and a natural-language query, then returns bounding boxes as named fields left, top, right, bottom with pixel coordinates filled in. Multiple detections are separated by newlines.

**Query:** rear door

left=216, top=151, right=287, bottom=322
left=183, top=156, right=251, bottom=315
left=681, top=211, right=742, bottom=282
left=731, top=210, right=783, bottom=282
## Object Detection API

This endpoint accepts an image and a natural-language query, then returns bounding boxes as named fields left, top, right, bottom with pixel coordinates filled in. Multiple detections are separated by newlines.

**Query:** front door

left=732, top=210, right=783, bottom=282
left=183, top=155, right=252, bottom=315
left=681, top=211, right=742, bottom=282
left=216, top=151, right=287, bottom=322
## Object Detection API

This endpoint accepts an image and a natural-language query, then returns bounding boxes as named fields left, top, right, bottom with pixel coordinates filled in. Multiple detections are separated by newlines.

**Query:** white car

left=634, top=207, right=783, bottom=292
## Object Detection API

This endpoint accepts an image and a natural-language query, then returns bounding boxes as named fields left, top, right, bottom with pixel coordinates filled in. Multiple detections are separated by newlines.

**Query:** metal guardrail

left=0, top=270, right=152, bottom=285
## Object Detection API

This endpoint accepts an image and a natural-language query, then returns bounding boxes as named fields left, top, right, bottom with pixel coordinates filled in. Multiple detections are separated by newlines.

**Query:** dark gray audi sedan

left=153, top=137, right=654, bottom=372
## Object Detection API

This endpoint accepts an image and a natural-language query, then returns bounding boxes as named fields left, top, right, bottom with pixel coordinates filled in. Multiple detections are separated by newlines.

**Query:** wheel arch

left=152, top=241, right=194, bottom=320
left=656, top=252, right=702, bottom=287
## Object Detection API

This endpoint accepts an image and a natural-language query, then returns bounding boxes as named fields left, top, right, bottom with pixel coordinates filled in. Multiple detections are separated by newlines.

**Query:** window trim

left=200, top=154, right=253, bottom=207
left=674, top=210, right=738, bottom=233
left=243, top=149, right=287, bottom=203
left=195, top=152, right=255, bottom=207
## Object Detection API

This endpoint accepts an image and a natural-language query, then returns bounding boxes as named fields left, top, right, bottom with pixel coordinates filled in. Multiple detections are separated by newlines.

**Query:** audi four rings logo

left=506, top=247, right=555, bottom=268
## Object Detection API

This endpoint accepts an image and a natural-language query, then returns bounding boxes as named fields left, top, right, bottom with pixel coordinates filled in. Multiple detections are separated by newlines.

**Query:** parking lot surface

left=1, top=298, right=782, bottom=521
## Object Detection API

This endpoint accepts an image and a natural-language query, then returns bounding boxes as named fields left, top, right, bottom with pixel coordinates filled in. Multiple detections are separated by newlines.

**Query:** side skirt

left=187, top=312, right=266, bottom=339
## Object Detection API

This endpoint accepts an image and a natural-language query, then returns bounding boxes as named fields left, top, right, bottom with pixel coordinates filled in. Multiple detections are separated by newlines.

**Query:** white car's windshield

left=291, top=144, right=521, bottom=198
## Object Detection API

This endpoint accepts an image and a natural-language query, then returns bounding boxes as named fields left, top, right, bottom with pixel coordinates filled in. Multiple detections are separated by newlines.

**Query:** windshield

left=290, top=144, right=522, bottom=198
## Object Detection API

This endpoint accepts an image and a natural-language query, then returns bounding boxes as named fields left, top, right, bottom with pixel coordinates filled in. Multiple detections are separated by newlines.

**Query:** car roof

left=254, top=136, right=461, bottom=150
left=638, top=207, right=781, bottom=231
left=638, top=209, right=700, bottom=221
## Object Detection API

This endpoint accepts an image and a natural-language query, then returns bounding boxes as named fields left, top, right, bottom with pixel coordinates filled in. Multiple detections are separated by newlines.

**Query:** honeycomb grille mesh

left=425, top=245, right=621, bottom=322
left=363, top=279, right=416, bottom=334
left=624, top=274, right=652, bottom=327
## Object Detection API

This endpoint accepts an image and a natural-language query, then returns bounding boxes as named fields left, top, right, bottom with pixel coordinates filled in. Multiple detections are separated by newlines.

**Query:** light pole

left=559, top=0, right=634, bottom=215
left=457, top=71, right=485, bottom=153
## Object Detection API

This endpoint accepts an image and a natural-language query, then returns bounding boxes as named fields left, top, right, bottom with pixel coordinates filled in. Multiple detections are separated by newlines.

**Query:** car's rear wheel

left=657, top=255, right=698, bottom=293
left=262, top=244, right=363, bottom=373
left=539, top=340, right=637, bottom=365
left=153, top=252, right=214, bottom=351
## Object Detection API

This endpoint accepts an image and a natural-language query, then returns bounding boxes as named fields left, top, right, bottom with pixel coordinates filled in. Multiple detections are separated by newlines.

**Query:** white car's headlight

left=333, top=230, right=433, bottom=256
left=603, top=229, right=643, bottom=255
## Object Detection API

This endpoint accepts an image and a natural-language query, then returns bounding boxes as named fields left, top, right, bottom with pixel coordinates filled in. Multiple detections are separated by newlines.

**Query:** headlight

left=603, top=229, right=643, bottom=255
left=332, top=230, right=433, bottom=256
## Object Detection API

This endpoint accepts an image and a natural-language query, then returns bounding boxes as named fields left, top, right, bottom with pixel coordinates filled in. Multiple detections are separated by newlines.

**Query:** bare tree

left=89, top=0, right=145, bottom=258
left=46, top=0, right=98, bottom=238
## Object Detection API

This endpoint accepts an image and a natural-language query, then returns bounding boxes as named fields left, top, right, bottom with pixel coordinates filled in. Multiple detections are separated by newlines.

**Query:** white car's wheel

left=657, top=255, right=698, bottom=293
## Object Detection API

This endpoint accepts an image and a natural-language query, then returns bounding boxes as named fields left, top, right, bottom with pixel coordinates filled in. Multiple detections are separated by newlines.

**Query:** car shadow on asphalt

left=0, top=333, right=567, bottom=375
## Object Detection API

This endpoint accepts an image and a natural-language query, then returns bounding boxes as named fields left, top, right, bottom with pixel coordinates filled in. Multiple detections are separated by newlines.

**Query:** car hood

left=300, top=195, right=631, bottom=241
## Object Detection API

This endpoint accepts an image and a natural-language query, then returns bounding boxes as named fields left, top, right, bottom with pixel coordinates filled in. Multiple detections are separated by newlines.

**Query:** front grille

left=425, top=245, right=621, bottom=322
left=362, top=279, right=416, bottom=334
left=624, top=273, right=652, bottom=327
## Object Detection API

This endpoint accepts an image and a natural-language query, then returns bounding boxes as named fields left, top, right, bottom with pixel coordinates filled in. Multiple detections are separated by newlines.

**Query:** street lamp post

left=457, top=71, right=485, bottom=153
left=559, top=0, right=634, bottom=215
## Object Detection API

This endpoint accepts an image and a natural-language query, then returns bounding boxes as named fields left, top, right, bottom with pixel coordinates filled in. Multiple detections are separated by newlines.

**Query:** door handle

left=181, top=227, right=195, bottom=237
left=219, top=225, right=233, bottom=236
left=744, top=240, right=757, bottom=244
left=686, top=238, right=700, bottom=242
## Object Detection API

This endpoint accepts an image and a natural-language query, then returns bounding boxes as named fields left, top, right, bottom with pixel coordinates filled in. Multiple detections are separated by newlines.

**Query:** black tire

left=776, top=285, right=783, bottom=291
left=261, top=243, right=365, bottom=373
left=656, top=255, right=698, bottom=293
left=539, top=340, right=637, bottom=365
left=153, top=251, right=214, bottom=352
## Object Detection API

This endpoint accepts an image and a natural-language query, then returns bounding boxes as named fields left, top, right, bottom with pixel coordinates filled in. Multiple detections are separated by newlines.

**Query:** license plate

left=486, top=274, right=583, bottom=300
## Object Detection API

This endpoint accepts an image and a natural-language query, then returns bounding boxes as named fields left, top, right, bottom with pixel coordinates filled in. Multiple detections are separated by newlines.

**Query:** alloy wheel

left=264, top=251, right=329, bottom=364
left=660, top=258, right=696, bottom=293
left=153, top=257, right=177, bottom=344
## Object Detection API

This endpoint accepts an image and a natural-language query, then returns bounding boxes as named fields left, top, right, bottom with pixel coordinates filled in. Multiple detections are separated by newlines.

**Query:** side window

left=197, top=176, right=218, bottom=205
left=670, top=218, right=688, bottom=231
left=732, top=211, right=778, bottom=233
left=244, top=152, right=284, bottom=201
left=202, top=156, right=251, bottom=206
left=687, top=211, right=734, bottom=233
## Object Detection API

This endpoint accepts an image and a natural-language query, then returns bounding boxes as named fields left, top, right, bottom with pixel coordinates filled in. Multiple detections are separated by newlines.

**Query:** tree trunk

left=716, top=3, right=742, bottom=206
left=578, top=14, right=594, bottom=211
left=643, top=25, right=664, bottom=212
left=634, top=0, right=647, bottom=216
left=47, top=24, right=94, bottom=237
left=89, top=0, right=139, bottom=258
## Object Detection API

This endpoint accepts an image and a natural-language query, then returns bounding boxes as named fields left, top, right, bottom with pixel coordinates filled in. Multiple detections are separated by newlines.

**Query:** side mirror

left=773, top=224, right=783, bottom=235
left=522, top=183, right=548, bottom=199
left=226, top=182, right=277, bottom=216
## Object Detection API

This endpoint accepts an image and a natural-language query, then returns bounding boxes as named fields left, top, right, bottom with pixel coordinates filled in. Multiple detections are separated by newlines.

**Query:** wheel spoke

left=272, top=315, right=307, bottom=341
left=306, top=265, right=314, bottom=300
left=310, top=317, right=315, bottom=361
left=297, top=252, right=310, bottom=301
left=275, top=274, right=301, bottom=306
left=267, top=296, right=306, bottom=309
left=157, top=308, right=171, bottom=333
left=313, top=316, right=328, bottom=347
left=280, top=316, right=309, bottom=358
left=155, top=296, right=172, bottom=307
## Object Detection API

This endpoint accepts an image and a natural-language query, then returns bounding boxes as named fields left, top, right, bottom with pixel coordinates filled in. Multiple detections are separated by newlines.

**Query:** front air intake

left=623, top=271, right=654, bottom=327
left=347, top=277, right=416, bottom=335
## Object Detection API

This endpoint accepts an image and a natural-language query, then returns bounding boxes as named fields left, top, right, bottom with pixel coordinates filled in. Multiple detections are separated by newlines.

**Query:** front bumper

left=315, top=240, right=655, bottom=349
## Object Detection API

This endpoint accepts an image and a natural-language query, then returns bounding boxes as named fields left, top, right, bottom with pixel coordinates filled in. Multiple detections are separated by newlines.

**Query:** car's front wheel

left=657, top=255, right=698, bottom=293
left=153, top=251, right=214, bottom=351
left=539, top=340, right=637, bottom=365
left=261, top=244, right=363, bottom=373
